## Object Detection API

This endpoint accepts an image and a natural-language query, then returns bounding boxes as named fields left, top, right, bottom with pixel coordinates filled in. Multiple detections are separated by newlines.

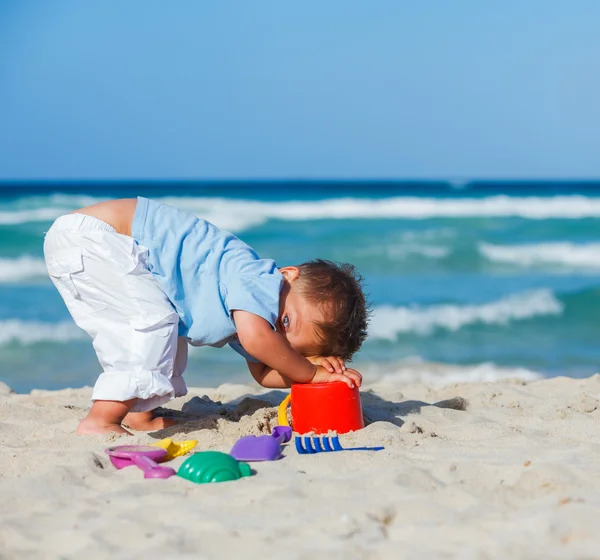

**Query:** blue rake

left=295, top=435, right=384, bottom=454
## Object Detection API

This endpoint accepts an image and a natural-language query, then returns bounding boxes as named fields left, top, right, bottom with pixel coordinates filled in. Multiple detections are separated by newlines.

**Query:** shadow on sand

left=148, top=389, right=467, bottom=438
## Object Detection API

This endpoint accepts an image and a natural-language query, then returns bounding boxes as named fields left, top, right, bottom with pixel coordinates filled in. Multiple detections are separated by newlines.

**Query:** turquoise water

left=1, top=181, right=600, bottom=393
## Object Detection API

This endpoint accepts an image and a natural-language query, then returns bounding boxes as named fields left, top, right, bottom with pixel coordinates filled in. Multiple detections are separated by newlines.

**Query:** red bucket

left=289, top=382, right=364, bottom=435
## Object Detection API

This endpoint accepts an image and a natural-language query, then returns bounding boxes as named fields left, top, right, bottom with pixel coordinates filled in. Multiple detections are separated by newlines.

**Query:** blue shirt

left=131, top=197, right=283, bottom=362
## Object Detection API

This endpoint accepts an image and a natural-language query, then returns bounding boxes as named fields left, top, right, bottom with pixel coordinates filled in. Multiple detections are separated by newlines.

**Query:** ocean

left=1, top=181, right=599, bottom=394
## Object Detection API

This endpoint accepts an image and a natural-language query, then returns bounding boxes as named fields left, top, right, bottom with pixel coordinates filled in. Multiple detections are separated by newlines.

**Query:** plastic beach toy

left=178, top=451, right=252, bottom=484
left=230, top=426, right=292, bottom=461
left=105, top=445, right=177, bottom=479
left=278, top=394, right=292, bottom=426
left=278, top=382, right=365, bottom=435
left=152, top=438, right=198, bottom=460
left=295, top=435, right=384, bottom=454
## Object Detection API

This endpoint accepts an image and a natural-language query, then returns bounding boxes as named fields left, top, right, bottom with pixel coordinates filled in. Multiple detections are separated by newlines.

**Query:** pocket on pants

left=123, top=251, right=180, bottom=335
left=130, top=312, right=179, bottom=338
left=47, top=247, right=107, bottom=312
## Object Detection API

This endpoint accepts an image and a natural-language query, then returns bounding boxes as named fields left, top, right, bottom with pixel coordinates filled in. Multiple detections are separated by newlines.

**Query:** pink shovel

left=105, top=445, right=177, bottom=479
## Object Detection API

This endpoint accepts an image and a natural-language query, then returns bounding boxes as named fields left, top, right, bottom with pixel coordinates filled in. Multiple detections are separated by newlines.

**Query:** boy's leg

left=44, top=215, right=184, bottom=434
left=77, top=399, right=137, bottom=435
left=123, top=336, right=188, bottom=430
left=120, top=410, right=176, bottom=432
left=85, top=271, right=182, bottom=432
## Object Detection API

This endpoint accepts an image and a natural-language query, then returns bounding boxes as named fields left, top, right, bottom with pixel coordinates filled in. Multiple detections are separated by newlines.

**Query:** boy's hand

left=311, top=365, right=362, bottom=389
left=307, top=355, right=347, bottom=375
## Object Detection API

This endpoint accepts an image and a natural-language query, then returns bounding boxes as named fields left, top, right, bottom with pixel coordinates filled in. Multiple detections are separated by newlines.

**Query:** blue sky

left=1, top=1, right=599, bottom=180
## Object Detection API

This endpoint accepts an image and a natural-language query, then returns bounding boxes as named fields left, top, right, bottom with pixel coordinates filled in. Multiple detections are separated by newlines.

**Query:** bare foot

left=123, top=411, right=177, bottom=431
left=76, top=398, right=136, bottom=436
left=76, top=416, right=132, bottom=435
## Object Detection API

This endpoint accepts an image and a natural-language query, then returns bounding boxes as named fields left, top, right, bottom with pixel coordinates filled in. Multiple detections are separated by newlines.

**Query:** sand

left=2, top=375, right=600, bottom=559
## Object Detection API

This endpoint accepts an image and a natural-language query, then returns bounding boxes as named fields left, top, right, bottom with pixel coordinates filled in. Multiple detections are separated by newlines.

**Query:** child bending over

left=43, top=197, right=369, bottom=435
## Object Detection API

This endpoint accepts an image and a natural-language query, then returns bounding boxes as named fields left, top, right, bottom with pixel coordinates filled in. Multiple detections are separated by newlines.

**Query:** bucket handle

left=277, top=394, right=292, bottom=427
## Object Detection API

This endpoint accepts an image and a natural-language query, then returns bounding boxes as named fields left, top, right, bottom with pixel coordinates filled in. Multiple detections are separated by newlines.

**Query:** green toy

left=177, top=451, right=252, bottom=484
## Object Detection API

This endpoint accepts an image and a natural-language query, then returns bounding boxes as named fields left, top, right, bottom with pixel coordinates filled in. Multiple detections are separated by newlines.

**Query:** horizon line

left=2, top=177, right=600, bottom=185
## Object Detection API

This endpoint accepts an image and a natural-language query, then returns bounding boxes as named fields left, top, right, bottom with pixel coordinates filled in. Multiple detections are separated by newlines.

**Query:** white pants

left=43, top=214, right=188, bottom=412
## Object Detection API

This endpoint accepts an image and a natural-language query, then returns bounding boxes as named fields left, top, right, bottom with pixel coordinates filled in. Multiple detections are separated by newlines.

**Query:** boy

left=44, top=197, right=369, bottom=435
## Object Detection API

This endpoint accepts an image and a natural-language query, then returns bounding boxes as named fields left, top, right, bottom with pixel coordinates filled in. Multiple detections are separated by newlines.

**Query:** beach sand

left=2, top=376, right=600, bottom=559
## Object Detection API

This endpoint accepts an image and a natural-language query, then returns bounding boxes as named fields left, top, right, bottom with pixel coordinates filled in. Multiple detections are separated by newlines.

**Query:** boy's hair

left=296, top=259, right=370, bottom=361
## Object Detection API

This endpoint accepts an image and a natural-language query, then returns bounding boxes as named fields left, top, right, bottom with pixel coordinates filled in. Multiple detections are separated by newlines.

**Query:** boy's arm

left=233, top=309, right=316, bottom=382
left=246, top=361, right=294, bottom=388
left=246, top=361, right=363, bottom=389
left=232, top=310, right=359, bottom=387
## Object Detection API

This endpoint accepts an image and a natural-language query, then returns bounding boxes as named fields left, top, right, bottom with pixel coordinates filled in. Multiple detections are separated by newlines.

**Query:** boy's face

left=277, top=267, right=330, bottom=356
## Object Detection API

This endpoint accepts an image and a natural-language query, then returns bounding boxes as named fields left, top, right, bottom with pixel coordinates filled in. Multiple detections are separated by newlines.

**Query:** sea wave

left=161, top=195, right=600, bottom=231
left=0, top=193, right=107, bottom=225
left=0, top=256, right=48, bottom=282
left=47, top=193, right=106, bottom=208
left=354, top=243, right=450, bottom=261
left=373, top=228, right=454, bottom=259
left=480, top=242, right=600, bottom=269
left=3, top=194, right=600, bottom=230
left=0, top=320, right=86, bottom=346
left=358, top=359, right=542, bottom=385
left=0, top=208, right=70, bottom=225
left=369, top=289, right=563, bottom=339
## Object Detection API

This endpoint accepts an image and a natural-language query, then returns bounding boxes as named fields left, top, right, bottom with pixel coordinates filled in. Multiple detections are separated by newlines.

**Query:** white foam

left=355, top=243, right=450, bottom=261
left=480, top=242, right=600, bottom=269
left=387, top=229, right=455, bottom=259
left=369, top=289, right=563, bottom=339
left=0, top=256, right=48, bottom=282
left=156, top=195, right=600, bottom=232
left=47, top=193, right=107, bottom=208
left=0, top=194, right=105, bottom=225
left=0, top=208, right=70, bottom=225
left=0, top=320, right=86, bottom=346
left=4, top=194, right=600, bottom=229
left=359, top=359, right=542, bottom=385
